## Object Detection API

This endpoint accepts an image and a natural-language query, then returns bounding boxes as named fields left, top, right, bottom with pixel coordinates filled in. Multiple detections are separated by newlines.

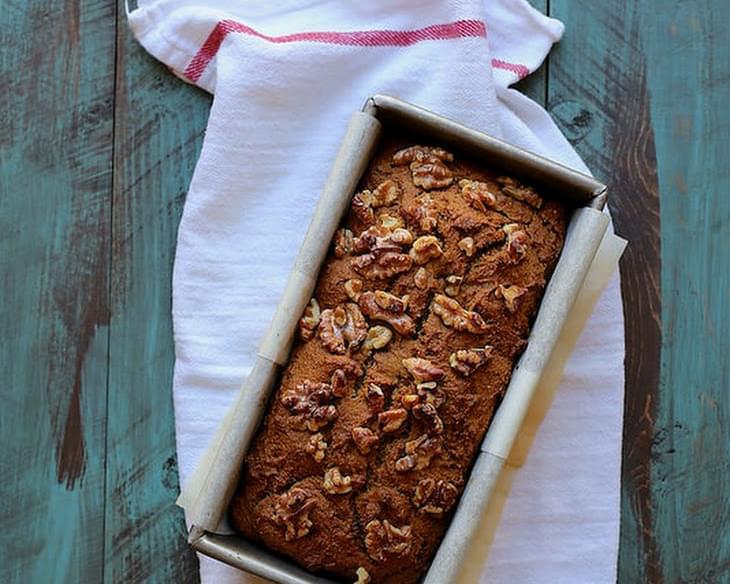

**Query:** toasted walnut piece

left=352, top=426, right=379, bottom=455
left=496, top=284, right=528, bottom=313
left=409, top=235, right=443, bottom=264
left=364, top=519, right=413, bottom=562
left=417, top=382, right=445, bottom=408
left=299, top=298, right=321, bottom=341
left=458, top=236, right=475, bottom=257
left=413, top=478, right=460, bottom=515
left=323, top=467, right=353, bottom=495
left=401, top=393, right=420, bottom=409
left=378, top=213, right=403, bottom=230
left=412, top=402, right=444, bottom=434
left=365, top=383, right=385, bottom=413
left=361, top=325, right=393, bottom=353
left=459, top=178, right=498, bottom=212
left=306, top=433, right=328, bottom=462
left=353, top=221, right=413, bottom=253
left=378, top=408, right=408, bottom=433
left=414, top=267, right=430, bottom=290
left=401, top=196, right=438, bottom=233
left=444, top=275, right=463, bottom=297
left=449, top=346, right=494, bottom=377
left=344, top=278, right=363, bottom=302
left=432, top=294, right=489, bottom=334
left=402, top=357, right=445, bottom=383
left=393, top=145, right=454, bottom=190
left=319, top=303, right=368, bottom=354
left=351, top=250, right=413, bottom=280
left=272, top=487, right=316, bottom=541
left=371, top=179, right=401, bottom=207
left=395, top=434, right=441, bottom=472
left=503, top=224, right=529, bottom=263
left=359, top=290, right=416, bottom=336
left=354, top=567, right=371, bottom=584
left=352, top=191, right=375, bottom=224
left=334, top=228, right=354, bottom=258
left=497, top=176, right=543, bottom=208
left=330, top=369, right=348, bottom=398
left=281, top=379, right=338, bottom=431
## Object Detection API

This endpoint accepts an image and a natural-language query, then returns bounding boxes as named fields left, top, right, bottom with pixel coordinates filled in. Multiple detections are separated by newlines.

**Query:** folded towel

left=128, top=1, right=624, bottom=582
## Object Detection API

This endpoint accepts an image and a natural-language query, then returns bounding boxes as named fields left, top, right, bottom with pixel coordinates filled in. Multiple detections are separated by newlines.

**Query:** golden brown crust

left=229, top=139, right=570, bottom=583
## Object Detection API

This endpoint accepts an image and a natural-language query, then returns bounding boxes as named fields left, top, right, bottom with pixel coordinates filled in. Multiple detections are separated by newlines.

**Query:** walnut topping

left=330, top=369, right=348, bottom=397
left=272, top=487, right=316, bottom=541
left=378, top=213, right=403, bottom=230
left=299, top=298, right=321, bottom=341
left=414, top=267, right=430, bottom=290
left=449, top=346, right=494, bottom=376
left=344, top=278, right=363, bottom=302
left=334, top=228, right=354, bottom=258
left=458, top=236, right=475, bottom=257
left=306, top=433, right=328, bottom=462
left=401, top=195, right=437, bottom=232
left=400, top=393, right=420, bottom=409
left=395, top=434, right=441, bottom=472
left=319, top=303, right=368, bottom=354
left=359, top=291, right=416, bottom=336
left=353, top=224, right=413, bottom=255
left=503, top=224, right=529, bottom=263
left=459, top=179, right=497, bottom=212
left=354, top=567, right=371, bottom=584
left=393, top=145, right=454, bottom=190
left=444, top=275, right=463, bottom=297
left=371, top=179, right=401, bottom=207
left=362, top=325, right=393, bottom=353
left=409, top=235, right=443, bottom=264
left=413, top=478, right=459, bottom=515
left=281, top=379, right=338, bottom=431
left=352, top=426, right=379, bottom=455
left=378, top=408, right=408, bottom=433
left=365, top=383, right=385, bottom=413
left=351, top=250, right=413, bottom=280
left=417, top=382, right=445, bottom=408
left=352, top=191, right=375, bottom=224
left=432, top=294, right=489, bottom=334
left=323, top=467, right=353, bottom=495
left=497, top=176, right=543, bottom=208
left=496, top=284, right=528, bottom=312
left=412, top=402, right=444, bottom=434
left=402, top=357, right=445, bottom=384
left=364, top=519, right=413, bottom=562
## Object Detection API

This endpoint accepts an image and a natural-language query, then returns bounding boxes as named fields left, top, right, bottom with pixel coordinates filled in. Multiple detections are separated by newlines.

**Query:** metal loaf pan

left=186, top=94, right=610, bottom=584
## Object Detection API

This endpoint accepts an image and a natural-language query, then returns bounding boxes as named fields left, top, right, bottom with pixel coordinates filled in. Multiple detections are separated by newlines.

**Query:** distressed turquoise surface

left=1, top=0, right=728, bottom=582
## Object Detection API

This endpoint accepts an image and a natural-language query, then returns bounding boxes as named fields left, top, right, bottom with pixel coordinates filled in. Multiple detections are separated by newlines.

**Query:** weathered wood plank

left=643, top=2, right=730, bottom=581
left=548, top=2, right=663, bottom=581
left=103, top=6, right=210, bottom=583
left=0, top=1, right=115, bottom=582
left=550, top=1, right=730, bottom=582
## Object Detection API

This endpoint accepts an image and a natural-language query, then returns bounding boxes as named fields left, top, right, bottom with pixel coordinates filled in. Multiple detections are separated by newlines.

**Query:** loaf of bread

left=229, top=140, right=569, bottom=584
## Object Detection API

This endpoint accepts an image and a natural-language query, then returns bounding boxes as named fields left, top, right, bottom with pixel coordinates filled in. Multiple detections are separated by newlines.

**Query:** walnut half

left=323, top=467, right=353, bottom=495
left=402, top=357, right=445, bottom=384
left=449, top=346, right=494, bottom=377
left=413, top=478, right=459, bottom=515
left=364, top=519, right=413, bottom=562
left=359, top=291, right=415, bottom=337
left=395, top=434, right=441, bottom=472
left=272, top=487, right=316, bottom=541
left=299, top=298, right=321, bottom=341
left=319, top=303, right=368, bottom=354
left=281, top=379, right=337, bottom=432
left=432, top=294, right=489, bottom=334
left=496, top=283, right=528, bottom=313
left=503, top=223, right=529, bottom=263
left=393, top=145, right=454, bottom=190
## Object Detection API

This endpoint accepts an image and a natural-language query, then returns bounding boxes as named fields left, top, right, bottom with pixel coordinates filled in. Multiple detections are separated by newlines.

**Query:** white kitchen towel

left=127, top=1, right=625, bottom=583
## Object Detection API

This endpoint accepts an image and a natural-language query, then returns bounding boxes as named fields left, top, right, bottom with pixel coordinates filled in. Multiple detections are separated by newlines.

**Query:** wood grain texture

left=103, top=4, right=210, bottom=582
left=553, top=1, right=730, bottom=582
left=0, top=1, right=115, bottom=582
left=644, top=2, right=730, bottom=581
left=548, top=2, right=664, bottom=581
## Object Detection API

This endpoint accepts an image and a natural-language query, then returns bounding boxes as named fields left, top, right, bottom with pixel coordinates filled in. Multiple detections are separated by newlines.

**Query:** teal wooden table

left=2, top=1, right=728, bottom=582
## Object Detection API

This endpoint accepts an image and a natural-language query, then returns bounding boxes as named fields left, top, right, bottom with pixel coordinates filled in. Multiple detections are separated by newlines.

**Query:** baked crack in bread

left=229, top=141, right=570, bottom=583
